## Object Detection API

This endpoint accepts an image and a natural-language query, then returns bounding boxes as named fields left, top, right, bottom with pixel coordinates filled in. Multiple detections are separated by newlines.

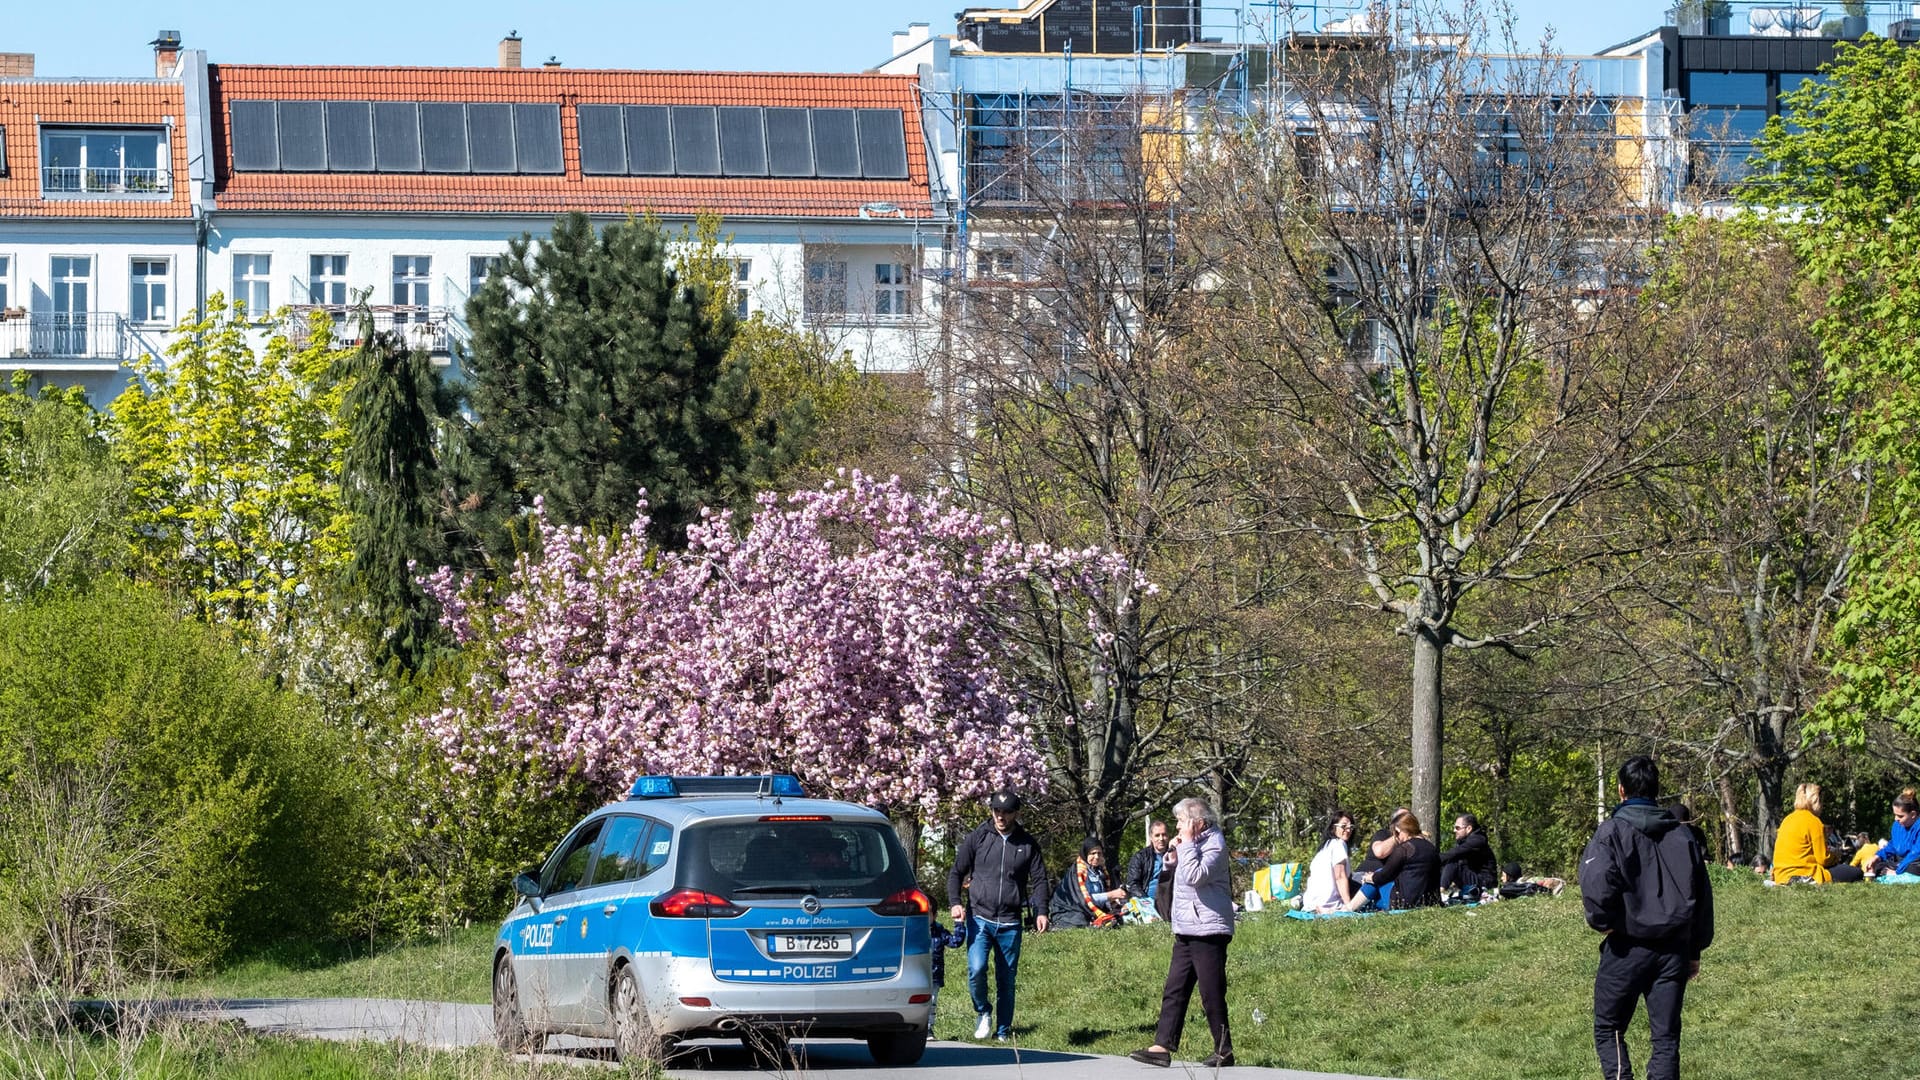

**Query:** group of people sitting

left=1046, top=820, right=1175, bottom=929
left=1766, top=785, right=1919, bottom=885
left=1299, top=808, right=1511, bottom=913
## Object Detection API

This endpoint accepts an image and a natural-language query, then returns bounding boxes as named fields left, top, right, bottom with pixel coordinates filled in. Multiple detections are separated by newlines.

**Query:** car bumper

left=641, top=955, right=933, bottom=1039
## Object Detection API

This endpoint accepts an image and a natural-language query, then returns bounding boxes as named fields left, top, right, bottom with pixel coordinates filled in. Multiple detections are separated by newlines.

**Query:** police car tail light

left=649, top=889, right=744, bottom=919
left=870, top=887, right=931, bottom=917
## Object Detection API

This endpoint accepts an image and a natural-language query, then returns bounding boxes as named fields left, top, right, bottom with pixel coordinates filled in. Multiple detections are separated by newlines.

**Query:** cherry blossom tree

left=420, top=472, right=1143, bottom=815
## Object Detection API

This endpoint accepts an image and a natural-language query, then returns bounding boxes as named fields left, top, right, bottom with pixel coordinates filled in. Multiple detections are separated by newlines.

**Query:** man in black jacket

left=948, top=790, right=1049, bottom=1041
left=1439, top=813, right=1497, bottom=900
left=1123, top=819, right=1169, bottom=908
left=1578, top=756, right=1715, bottom=1080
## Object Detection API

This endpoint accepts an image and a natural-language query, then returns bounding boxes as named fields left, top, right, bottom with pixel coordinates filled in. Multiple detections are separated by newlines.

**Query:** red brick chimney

left=498, top=32, right=522, bottom=69
left=151, top=31, right=181, bottom=77
left=0, top=53, right=33, bottom=77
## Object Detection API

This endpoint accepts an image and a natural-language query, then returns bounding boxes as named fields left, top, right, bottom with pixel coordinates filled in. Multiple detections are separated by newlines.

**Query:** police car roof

left=585, top=795, right=889, bottom=827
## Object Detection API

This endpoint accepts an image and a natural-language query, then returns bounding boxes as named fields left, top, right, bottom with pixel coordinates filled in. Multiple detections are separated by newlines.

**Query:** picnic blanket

left=1871, top=872, right=1920, bottom=885
left=1285, top=907, right=1398, bottom=920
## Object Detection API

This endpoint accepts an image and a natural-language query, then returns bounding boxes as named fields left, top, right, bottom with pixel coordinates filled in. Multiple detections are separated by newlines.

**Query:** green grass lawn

left=934, top=869, right=1920, bottom=1079
left=155, top=872, right=1918, bottom=1079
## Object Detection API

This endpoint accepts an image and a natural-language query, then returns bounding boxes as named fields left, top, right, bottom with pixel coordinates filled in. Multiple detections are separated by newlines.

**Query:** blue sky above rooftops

left=7, top=1, right=1668, bottom=79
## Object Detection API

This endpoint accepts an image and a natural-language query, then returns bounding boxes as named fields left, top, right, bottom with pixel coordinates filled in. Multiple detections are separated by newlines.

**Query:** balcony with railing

left=283, top=305, right=463, bottom=356
left=1668, top=1, right=1920, bottom=40
left=0, top=312, right=136, bottom=365
left=40, top=166, right=171, bottom=197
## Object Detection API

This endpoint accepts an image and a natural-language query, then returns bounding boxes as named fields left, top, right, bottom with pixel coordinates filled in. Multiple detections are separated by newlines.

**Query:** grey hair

left=1173, top=797, right=1218, bottom=828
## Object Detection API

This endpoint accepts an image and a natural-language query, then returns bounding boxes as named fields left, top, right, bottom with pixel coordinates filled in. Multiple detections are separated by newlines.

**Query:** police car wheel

left=611, top=964, right=660, bottom=1063
left=868, top=1029, right=929, bottom=1067
left=492, top=954, right=538, bottom=1054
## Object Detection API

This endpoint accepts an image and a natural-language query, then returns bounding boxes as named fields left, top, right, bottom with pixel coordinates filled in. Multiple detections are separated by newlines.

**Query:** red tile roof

left=0, top=80, right=191, bottom=219
left=209, top=67, right=936, bottom=219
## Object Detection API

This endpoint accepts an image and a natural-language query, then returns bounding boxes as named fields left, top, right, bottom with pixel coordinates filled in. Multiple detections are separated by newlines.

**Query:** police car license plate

left=770, top=933, right=851, bottom=954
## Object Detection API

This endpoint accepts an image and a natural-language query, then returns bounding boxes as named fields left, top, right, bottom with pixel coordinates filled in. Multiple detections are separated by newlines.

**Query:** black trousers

left=1153, top=933, right=1231, bottom=1055
left=1593, top=936, right=1690, bottom=1080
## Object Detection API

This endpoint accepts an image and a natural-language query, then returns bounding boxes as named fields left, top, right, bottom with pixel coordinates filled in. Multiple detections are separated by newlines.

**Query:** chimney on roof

left=0, top=53, right=33, bottom=78
left=499, top=31, right=522, bottom=69
left=151, top=30, right=181, bottom=78
left=892, top=23, right=932, bottom=57
left=543, top=55, right=562, bottom=68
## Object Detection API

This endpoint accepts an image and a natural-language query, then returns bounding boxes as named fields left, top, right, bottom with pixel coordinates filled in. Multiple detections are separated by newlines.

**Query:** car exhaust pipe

left=716, top=1018, right=741, bottom=1032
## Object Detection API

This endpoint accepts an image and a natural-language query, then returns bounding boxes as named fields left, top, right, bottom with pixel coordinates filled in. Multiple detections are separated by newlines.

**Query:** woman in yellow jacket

left=1772, top=783, right=1865, bottom=884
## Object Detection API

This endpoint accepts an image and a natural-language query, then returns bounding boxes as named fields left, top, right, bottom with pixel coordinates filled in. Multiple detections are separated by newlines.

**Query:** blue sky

left=9, top=1, right=1670, bottom=78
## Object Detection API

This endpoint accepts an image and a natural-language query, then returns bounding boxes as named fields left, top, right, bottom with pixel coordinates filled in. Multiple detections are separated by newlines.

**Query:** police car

left=492, top=774, right=934, bottom=1065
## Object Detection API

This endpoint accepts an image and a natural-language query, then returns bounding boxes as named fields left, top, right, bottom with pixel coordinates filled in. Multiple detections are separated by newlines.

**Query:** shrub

left=0, top=585, right=371, bottom=972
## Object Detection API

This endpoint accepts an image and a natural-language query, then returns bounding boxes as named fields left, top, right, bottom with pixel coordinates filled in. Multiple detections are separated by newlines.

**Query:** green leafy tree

left=453, top=212, right=763, bottom=553
left=338, top=324, right=455, bottom=670
left=1743, top=38, right=1920, bottom=744
left=110, top=295, right=351, bottom=634
left=0, top=375, right=128, bottom=598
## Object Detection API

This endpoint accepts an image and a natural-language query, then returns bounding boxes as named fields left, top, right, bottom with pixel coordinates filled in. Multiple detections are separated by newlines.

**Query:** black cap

left=988, top=789, right=1023, bottom=812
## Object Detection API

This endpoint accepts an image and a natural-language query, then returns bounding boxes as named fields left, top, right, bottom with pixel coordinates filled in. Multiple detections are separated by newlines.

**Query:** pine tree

left=453, top=212, right=758, bottom=554
left=339, top=323, right=452, bottom=670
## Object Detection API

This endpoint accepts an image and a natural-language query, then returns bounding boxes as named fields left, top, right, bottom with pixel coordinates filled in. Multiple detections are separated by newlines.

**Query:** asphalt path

left=197, top=997, right=1402, bottom=1080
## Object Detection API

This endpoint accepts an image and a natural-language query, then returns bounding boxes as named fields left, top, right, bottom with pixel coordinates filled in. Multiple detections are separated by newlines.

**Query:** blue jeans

left=966, top=916, right=1022, bottom=1035
left=1360, top=880, right=1395, bottom=909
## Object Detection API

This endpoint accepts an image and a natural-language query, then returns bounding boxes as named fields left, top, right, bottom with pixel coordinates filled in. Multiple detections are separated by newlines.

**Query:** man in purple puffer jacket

left=1130, top=797, right=1235, bottom=1069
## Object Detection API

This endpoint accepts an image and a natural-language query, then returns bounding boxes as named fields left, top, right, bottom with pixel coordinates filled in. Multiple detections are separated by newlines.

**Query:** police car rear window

left=679, top=821, right=915, bottom=900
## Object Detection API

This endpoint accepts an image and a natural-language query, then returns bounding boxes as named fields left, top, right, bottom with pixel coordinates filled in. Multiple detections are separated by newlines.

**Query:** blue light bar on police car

left=627, top=774, right=808, bottom=799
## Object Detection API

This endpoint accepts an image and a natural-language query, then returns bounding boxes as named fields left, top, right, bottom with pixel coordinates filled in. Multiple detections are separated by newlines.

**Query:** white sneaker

left=974, top=1013, right=993, bottom=1040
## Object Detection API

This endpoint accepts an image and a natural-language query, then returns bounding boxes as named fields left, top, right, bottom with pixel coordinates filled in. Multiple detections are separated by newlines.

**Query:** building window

left=50, top=257, right=92, bottom=354
left=975, top=249, right=1017, bottom=280
left=0, top=255, right=10, bottom=311
left=731, top=259, right=752, bottom=319
left=468, top=255, right=504, bottom=301
left=40, top=128, right=168, bottom=195
left=232, top=254, right=272, bottom=316
left=393, top=256, right=431, bottom=308
left=875, top=262, right=913, bottom=318
left=805, top=258, right=847, bottom=318
left=308, top=254, right=348, bottom=305
left=130, top=258, right=170, bottom=325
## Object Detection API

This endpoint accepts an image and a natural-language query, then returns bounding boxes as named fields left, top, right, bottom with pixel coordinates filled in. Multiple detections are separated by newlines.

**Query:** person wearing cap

left=949, top=789, right=1050, bottom=1042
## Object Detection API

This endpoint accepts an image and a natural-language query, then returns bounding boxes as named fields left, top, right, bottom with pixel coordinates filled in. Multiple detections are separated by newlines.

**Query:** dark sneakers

left=1201, top=1051, right=1236, bottom=1067
left=1129, top=1048, right=1172, bottom=1067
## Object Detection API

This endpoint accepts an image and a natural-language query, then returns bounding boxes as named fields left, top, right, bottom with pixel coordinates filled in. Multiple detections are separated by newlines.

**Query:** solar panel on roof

left=325, top=101, right=374, bottom=172
left=670, top=105, right=720, bottom=176
left=229, top=100, right=279, bottom=171
left=856, top=109, right=909, bottom=180
left=277, top=100, right=328, bottom=171
left=372, top=101, right=422, bottom=171
left=810, top=108, right=860, bottom=178
left=718, top=106, right=768, bottom=177
left=625, top=106, right=673, bottom=175
left=764, top=107, right=814, bottom=177
left=514, top=103, right=563, bottom=174
left=577, top=104, right=626, bottom=175
left=420, top=102, right=469, bottom=172
left=468, top=103, right=516, bottom=173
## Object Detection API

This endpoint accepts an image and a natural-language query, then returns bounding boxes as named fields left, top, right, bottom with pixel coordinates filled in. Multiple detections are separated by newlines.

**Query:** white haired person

left=1129, top=797, right=1234, bottom=1068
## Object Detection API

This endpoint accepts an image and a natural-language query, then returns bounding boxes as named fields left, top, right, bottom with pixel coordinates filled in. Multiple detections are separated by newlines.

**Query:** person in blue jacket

left=1868, top=789, right=1920, bottom=876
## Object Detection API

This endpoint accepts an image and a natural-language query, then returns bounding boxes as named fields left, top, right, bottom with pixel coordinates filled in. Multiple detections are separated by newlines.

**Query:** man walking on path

left=949, top=789, right=1049, bottom=1042
left=1579, top=756, right=1715, bottom=1080
left=1124, top=819, right=1170, bottom=908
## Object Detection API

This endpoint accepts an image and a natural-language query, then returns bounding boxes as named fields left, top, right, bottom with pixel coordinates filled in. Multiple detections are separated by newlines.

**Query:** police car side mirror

left=513, top=873, right=542, bottom=899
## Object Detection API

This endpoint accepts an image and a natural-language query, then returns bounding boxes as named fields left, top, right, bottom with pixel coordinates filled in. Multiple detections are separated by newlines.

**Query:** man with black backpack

left=1579, top=756, right=1715, bottom=1080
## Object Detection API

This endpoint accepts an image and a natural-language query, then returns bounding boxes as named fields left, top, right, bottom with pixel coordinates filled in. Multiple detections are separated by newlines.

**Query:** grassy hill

left=165, top=869, right=1919, bottom=1079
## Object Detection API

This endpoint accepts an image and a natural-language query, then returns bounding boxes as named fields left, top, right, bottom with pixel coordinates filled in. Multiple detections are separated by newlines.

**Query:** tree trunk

left=1754, top=754, right=1787, bottom=859
left=890, top=810, right=923, bottom=879
left=1410, top=626, right=1445, bottom=837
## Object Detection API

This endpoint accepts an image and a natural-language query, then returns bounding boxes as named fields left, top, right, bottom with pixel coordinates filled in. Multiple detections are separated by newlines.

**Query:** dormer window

left=41, top=127, right=169, bottom=197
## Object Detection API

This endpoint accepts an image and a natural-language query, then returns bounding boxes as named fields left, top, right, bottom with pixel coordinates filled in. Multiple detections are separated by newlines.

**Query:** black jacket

left=1124, top=845, right=1165, bottom=899
left=1579, top=800, right=1715, bottom=957
left=1376, top=836, right=1442, bottom=908
left=1439, top=830, right=1497, bottom=888
left=949, top=820, right=1049, bottom=925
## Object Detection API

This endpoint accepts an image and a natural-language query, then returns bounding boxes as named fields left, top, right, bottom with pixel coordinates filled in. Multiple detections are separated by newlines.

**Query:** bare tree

left=1189, top=1, right=1696, bottom=831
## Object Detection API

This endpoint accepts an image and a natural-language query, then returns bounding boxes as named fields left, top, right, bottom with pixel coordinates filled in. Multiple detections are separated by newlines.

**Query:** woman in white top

left=1301, top=811, right=1365, bottom=912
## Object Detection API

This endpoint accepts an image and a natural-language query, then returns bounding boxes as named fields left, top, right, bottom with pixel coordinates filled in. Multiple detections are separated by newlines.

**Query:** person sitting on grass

left=1867, top=789, right=1920, bottom=878
left=1354, top=808, right=1408, bottom=909
left=1373, top=812, right=1442, bottom=909
left=1300, top=810, right=1365, bottom=912
left=1438, top=813, right=1497, bottom=901
left=1772, top=783, right=1865, bottom=885
left=1492, top=861, right=1565, bottom=899
left=1048, top=837, right=1126, bottom=929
